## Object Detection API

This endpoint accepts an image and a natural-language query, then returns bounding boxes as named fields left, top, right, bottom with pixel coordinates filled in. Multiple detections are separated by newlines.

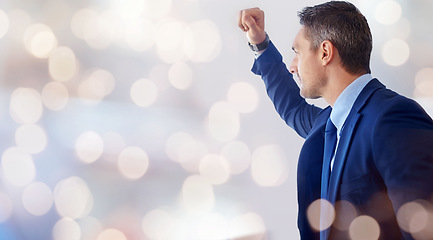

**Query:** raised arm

left=239, top=8, right=323, bottom=138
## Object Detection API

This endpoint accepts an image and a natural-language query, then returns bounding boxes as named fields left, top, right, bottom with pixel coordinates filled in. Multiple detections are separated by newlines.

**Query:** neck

left=323, top=70, right=366, bottom=107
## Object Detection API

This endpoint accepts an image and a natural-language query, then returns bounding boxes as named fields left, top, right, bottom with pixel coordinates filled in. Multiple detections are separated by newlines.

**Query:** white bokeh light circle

left=52, top=218, right=81, bottom=240
left=53, top=176, right=93, bottom=219
left=22, top=181, right=53, bottom=216
left=142, top=209, right=176, bottom=239
left=130, top=78, right=158, bottom=107
left=199, top=154, right=230, bottom=185
left=208, top=101, right=240, bottom=142
left=49, top=46, right=77, bottom=82
left=168, top=62, right=193, bottom=90
left=9, top=88, right=43, bottom=124
left=382, top=39, right=410, bottom=66
left=184, top=20, right=222, bottom=62
left=375, top=0, right=402, bottom=25
left=227, top=82, right=259, bottom=113
left=182, top=175, right=215, bottom=214
left=15, top=124, right=48, bottom=154
left=42, top=81, right=69, bottom=111
left=1, top=147, right=36, bottom=186
left=75, top=131, right=104, bottom=164
left=117, top=146, right=150, bottom=180
left=250, top=144, right=289, bottom=187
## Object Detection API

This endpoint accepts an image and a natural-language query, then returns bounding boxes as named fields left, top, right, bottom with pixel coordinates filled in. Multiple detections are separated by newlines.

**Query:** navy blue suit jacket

left=252, top=42, right=433, bottom=239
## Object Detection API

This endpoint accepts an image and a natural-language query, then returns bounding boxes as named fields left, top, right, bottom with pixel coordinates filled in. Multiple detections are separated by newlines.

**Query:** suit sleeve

left=372, top=97, right=433, bottom=238
left=251, top=41, right=322, bottom=139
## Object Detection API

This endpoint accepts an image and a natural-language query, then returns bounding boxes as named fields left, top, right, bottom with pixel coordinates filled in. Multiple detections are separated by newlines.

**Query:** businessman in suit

left=238, top=1, right=433, bottom=239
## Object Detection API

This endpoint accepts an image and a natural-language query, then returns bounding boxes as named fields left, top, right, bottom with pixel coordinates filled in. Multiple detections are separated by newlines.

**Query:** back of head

left=298, top=1, right=372, bottom=75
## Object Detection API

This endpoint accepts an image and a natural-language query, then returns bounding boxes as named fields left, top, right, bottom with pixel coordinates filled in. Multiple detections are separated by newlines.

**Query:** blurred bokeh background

left=0, top=0, right=432, bottom=239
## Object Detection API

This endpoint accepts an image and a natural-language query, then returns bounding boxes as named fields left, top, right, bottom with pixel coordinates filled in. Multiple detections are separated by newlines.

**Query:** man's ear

left=320, top=40, right=335, bottom=66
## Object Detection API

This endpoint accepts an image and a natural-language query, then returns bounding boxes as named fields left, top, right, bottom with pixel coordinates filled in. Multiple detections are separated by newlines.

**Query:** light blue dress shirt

left=330, top=73, right=373, bottom=170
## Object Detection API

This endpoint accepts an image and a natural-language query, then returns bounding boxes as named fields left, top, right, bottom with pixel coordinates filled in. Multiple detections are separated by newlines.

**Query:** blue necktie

left=320, top=118, right=337, bottom=240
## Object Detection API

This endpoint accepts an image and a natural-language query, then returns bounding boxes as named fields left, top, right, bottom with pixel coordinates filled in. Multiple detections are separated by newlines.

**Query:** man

left=238, top=1, right=433, bottom=239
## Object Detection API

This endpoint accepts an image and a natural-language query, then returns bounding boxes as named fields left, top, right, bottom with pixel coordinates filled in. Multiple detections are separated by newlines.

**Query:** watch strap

left=248, top=33, right=270, bottom=52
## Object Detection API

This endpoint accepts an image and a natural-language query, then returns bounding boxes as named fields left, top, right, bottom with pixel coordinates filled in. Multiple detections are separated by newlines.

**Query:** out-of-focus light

left=54, top=176, right=94, bottom=219
left=0, top=193, right=13, bottom=223
left=410, top=209, right=433, bottom=240
left=142, top=208, right=176, bottom=239
left=7, top=9, right=31, bottom=40
left=52, top=218, right=81, bottom=240
left=409, top=206, right=429, bottom=234
left=22, top=181, right=53, bottom=216
left=79, top=217, right=103, bottom=240
left=0, top=9, right=9, bottom=39
left=84, top=11, right=118, bottom=50
left=1, top=147, right=35, bottom=187
left=250, top=144, right=288, bottom=187
left=182, top=175, right=215, bottom=214
left=49, top=46, right=77, bottom=82
left=165, top=131, right=208, bottom=173
left=71, top=8, right=117, bottom=49
left=125, top=17, right=155, bottom=52
left=349, top=215, right=380, bottom=240
left=220, top=141, right=251, bottom=175
left=75, top=131, right=104, bottom=164
left=130, top=78, right=158, bottom=107
left=70, top=8, right=99, bottom=40
left=227, top=82, right=259, bottom=113
left=155, top=19, right=186, bottom=63
left=397, top=201, right=429, bottom=233
left=333, top=200, right=358, bottom=230
left=208, top=101, right=240, bottom=142
left=42, top=82, right=69, bottom=111
left=117, top=146, right=150, bottom=180
left=143, top=0, right=172, bottom=19
left=166, top=131, right=197, bottom=163
left=31, top=31, right=58, bottom=58
left=168, top=62, right=193, bottom=90
left=375, top=0, right=402, bottom=25
left=156, top=19, right=185, bottom=51
left=199, top=154, right=230, bottom=185
left=229, top=212, right=266, bottom=240
left=110, top=0, right=145, bottom=19
left=9, top=87, right=43, bottom=124
left=414, top=68, right=433, bottom=98
left=96, top=228, right=127, bottom=240
left=197, top=213, right=228, bottom=240
left=184, top=20, right=222, bottom=62
left=78, top=69, right=116, bottom=105
left=179, top=140, right=208, bottom=173
left=307, top=199, right=335, bottom=231
left=23, top=24, right=57, bottom=58
left=382, top=39, right=410, bottom=66
left=15, top=124, right=47, bottom=154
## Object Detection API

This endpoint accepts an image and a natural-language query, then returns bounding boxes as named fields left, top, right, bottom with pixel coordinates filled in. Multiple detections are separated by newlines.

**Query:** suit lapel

left=327, top=79, right=385, bottom=204
left=328, top=111, right=360, bottom=204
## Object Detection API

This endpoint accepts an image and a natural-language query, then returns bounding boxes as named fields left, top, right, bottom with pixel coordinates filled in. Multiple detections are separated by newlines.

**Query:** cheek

left=297, top=58, right=302, bottom=75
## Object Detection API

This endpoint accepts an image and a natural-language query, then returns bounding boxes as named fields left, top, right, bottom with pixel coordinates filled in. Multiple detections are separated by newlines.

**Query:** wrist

left=248, top=33, right=270, bottom=52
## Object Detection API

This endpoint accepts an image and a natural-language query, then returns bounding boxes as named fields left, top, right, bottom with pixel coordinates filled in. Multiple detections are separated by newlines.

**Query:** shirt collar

left=330, top=74, right=373, bottom=137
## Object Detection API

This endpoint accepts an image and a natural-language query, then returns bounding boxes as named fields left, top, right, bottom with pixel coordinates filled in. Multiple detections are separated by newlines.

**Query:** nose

left=289, top=56, right=298, bottom=74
